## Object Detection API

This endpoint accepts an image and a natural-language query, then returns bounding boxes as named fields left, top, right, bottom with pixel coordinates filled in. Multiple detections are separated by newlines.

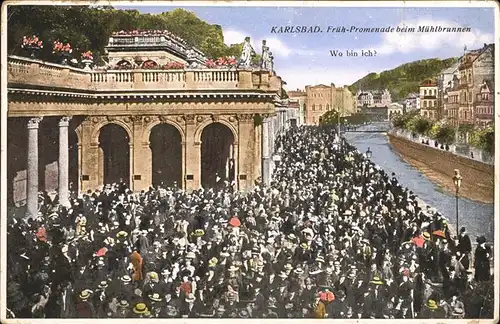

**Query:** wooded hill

left=348, top=57, right=459, bottom=101
left=7, top=6, right=246, bottom=63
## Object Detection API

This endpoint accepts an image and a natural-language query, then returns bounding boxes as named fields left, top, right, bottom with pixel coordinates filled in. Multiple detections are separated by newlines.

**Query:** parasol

left=229, top=217, right=241, bottom=227
left=412, top=236, right=425, bottom=248
left=432, top=230, right=446, bottom=238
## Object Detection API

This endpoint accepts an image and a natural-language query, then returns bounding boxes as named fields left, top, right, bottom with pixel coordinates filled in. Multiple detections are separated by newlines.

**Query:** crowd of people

left=6, top=125, right=494, bottom=319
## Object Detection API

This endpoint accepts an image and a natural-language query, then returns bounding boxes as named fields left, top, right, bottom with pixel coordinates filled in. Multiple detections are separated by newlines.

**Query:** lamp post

left=366, top=147, right=372, bottom=159
left=453, top=169, right=462, bottom=237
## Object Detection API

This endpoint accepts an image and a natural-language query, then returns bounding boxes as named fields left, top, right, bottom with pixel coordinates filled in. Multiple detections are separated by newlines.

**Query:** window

left=312, top=104, right=315, bottom=111
left=424, top=101, right=428, bottom=108
left=469, top=91, right=472, bottom=102
left=319, top=104, right=323, bottom=111
left=424, top=89, right=428, bottom=95
left=326, top=104, right=330, bottom=111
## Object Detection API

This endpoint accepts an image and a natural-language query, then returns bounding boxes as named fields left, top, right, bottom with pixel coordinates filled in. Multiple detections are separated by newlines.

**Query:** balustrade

left=7, top=55, right=281, bottom=93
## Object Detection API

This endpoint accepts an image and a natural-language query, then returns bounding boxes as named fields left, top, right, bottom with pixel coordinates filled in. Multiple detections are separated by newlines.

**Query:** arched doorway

left=99, top=124, right=130, bottom=187
left=150, top=123, right=182, bottom=188
left=201, top=123, right=235, bottom=189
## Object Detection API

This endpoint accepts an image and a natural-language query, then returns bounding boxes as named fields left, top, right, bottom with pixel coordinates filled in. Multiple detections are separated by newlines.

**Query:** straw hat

left=98, top=281, right=108, bottom=289
left=133, top=303, right=148, bottom=314
left=369, top=276, right=384, bottom=285
left=423, top=232, right=430, bottom=240
left=121, top=275, right=131, bottom=283
left=116, top=231, right=128, bottom=238
left=149, top=293, right=162, bottom=302
left=294, top=267, right=304, bottom=275
left=208, top=257, right=218, bottom=267
left=193, top=229, right=205, bottom=237
left=118, top=300, right=129, bottom=308
left=425, top=299, right=438, bottom=310
left=452, top=307, right=464, bottom=316
left=79, top=290, right=91, bottom=300
left=186, top=252, right=196, bottom=259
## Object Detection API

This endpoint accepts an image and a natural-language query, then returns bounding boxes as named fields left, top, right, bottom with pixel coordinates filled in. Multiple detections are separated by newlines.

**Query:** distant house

left=356, top=89, right=391, bottom=108
left=388, top=102, right=404, bottom=120
left=419, top=79, right=438, bottom=120
left=404, top=92, right=421, bottom=112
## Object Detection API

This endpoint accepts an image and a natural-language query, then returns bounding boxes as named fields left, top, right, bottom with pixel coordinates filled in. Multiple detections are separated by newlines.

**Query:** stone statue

left=269, top=52, right=274, bottom=73
left=238, top=37, right=256, bottom=68
left=260, top=40, right=271, bottom=70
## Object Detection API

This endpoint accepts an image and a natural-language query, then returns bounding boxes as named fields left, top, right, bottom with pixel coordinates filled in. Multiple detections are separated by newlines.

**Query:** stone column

left=185, top=115, right=200, bottom=191
left=261, top=118, right=271, bottom=185
left=58, top=116, right=71, bottom=207
left=26, top=117, right=43, bottom=218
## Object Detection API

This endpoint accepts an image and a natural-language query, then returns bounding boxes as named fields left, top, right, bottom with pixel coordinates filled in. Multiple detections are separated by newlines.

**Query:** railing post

left=237, top=69, right=253, bottom=88
left=185, top=70, right=194, bottom=89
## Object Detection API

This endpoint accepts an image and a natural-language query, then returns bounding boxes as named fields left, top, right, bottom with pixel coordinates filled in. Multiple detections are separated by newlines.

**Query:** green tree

left=470, top=126, right=495, bottom=153
left=430, top=123, right=456, bottom=144
left=7, top=6, right=255, bottom=64
left=408, top=115, right=433, bottom=135
left=319, top=110, right=340, bottom=125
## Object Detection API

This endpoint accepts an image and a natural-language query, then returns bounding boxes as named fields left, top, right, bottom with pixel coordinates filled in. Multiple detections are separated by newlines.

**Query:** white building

left=404, top=93, right=421, bottom=112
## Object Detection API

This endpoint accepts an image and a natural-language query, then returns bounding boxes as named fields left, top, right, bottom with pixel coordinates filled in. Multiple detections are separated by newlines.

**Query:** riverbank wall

left=387, top=133, right=495, bottom=204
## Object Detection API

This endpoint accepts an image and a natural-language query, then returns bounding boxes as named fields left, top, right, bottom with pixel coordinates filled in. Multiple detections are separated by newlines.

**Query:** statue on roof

left=238, top=37, right=256, bottom=68
left=269, top=52, right=274, bottom=73
left=260, top=40, right=271, bottom=70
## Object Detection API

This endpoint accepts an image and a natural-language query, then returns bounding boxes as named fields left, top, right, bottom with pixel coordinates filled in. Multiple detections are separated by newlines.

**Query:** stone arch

left=200, top=122, right=237, bottom=189
left=194, top=118, right=238, bottom=144
left=91, top=120, right=133, bottom=145
left=142, top=120, right=186, bottom=145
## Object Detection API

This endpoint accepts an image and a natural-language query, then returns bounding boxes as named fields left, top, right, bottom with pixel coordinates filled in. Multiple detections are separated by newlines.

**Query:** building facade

left=388, top=102, right=404, bottom=119
left=287, top=90, right=306, bottom=125
left=444, top=75, right=461, bottom=126
left=356, top=89, right=392, bottom=108
left=437, top=62, right=459, bottom=119
left=419, top=80, right=438, bottom=120
left=7, top=31, right=284, bottom=218
left=403, top=93, right=421, bottom=112
left=457, top=43, right=494, bottom=127
left=288, top=84, right=356, bottom=125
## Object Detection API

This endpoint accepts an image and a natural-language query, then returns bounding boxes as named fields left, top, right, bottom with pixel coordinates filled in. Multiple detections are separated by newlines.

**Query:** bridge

left=343, top=121, right=391, bottom=133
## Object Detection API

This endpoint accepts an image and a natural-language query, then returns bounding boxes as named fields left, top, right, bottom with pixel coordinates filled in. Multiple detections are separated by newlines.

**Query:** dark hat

left=476, top=236, right=486, bottom=244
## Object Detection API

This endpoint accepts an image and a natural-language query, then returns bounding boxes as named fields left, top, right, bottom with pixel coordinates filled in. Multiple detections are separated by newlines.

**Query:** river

left=343, top=123, right=494, bottom=242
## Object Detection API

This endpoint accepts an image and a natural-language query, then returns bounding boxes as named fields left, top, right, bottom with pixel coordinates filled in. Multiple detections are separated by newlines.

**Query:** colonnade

left=26, top=116, right=72, bottom=218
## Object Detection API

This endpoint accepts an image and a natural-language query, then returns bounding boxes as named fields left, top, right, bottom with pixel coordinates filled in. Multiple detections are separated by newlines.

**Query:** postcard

left=1, top=1, right=498, bottom=323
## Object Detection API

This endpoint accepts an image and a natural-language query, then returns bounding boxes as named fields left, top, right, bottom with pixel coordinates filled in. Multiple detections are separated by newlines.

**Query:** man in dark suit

left=458, top=227, right=472, bottom=269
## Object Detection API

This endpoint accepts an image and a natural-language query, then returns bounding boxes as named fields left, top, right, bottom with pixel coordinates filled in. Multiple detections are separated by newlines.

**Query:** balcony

left=7, top=55, right=282, bottom=94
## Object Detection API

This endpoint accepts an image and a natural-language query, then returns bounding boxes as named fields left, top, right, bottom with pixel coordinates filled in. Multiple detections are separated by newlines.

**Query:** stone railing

left=389, top=128, right=494, bottom=165
left=8, top=55, right=281, bottom=93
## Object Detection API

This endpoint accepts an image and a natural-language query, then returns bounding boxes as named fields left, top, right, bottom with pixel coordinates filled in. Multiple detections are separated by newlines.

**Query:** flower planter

left=23, top=46, right=41, bottom=59
left=82, top=59, right=93, bottom=71
left=55, top=52, right=72, bottom=65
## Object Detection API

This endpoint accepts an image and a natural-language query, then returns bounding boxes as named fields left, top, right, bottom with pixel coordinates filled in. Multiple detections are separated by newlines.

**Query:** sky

left=116, top=5, right=495, bottom=90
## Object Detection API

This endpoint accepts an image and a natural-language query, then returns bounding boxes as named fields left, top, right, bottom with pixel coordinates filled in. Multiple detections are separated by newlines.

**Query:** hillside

left=348, top=57, right=459, bottom=101
left=7, top=6, right=246, bottom=63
